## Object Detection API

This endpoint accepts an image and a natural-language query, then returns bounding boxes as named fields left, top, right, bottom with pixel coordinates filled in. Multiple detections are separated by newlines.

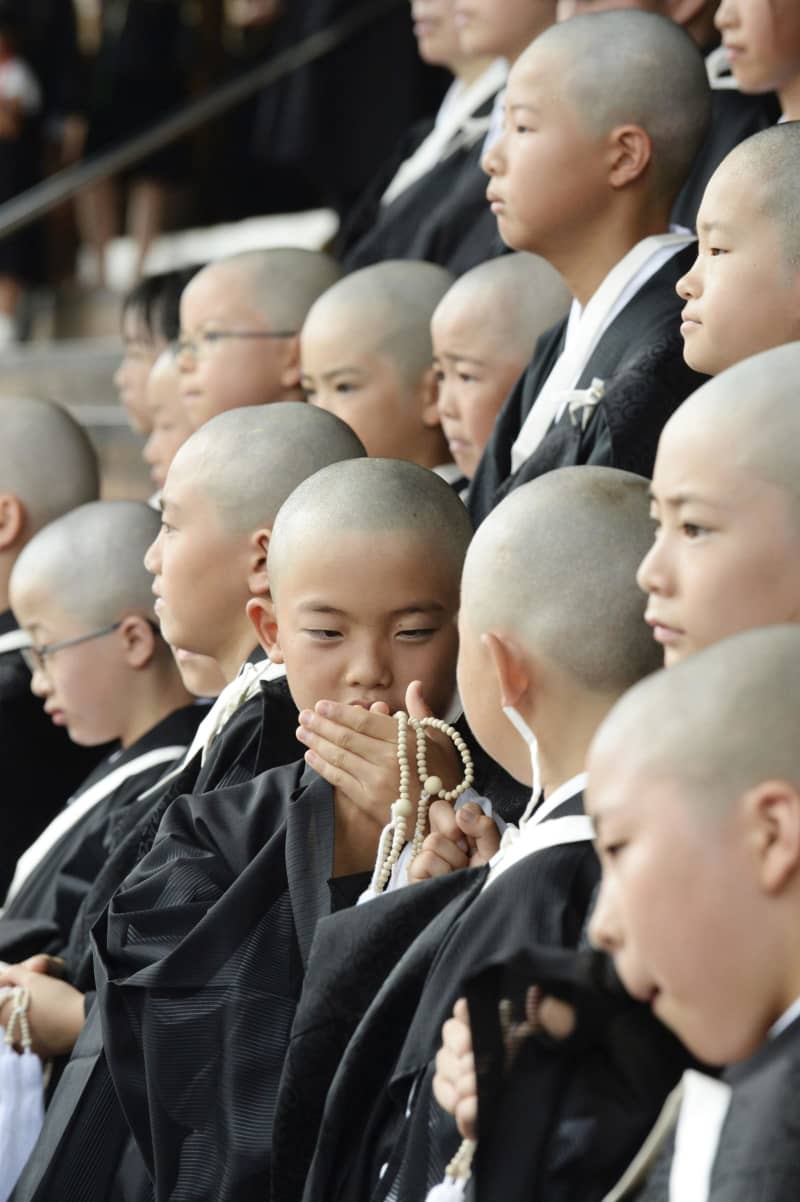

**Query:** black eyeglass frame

left=20, top=619, right=161, bottom=674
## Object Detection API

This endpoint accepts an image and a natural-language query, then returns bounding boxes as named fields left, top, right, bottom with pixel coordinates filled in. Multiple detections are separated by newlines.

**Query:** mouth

left=645, top=613, right=684, bottom=645
left=722, top=41, right=744, bottom=61
left=45, top=706, right=66, bottom=726
left=413, top=19, right=438, bottom=38
left=486, top=189, right=506, bottom=215
left=680, top=309, right=701, bottom=335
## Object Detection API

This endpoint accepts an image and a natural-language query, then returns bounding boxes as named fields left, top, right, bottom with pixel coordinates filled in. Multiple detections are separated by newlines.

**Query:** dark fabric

left=10, top=676, right=301, bottom=1202
left=342, top=111, right=503, bottom=274
left=463, top=948, right=689, bottom=1202
left=671, top=87, right=780, bottom=231
left=288, top=793, right=601, bottom=1202
left=13, top=0, right=84, bottom=123
left=634, top=1017, right=800, bottom=1202
left=0, top=702, right=204, bottom=954
left=0, top=610, right=111, bottom=897
left=467, top=244, right=709, bottom=527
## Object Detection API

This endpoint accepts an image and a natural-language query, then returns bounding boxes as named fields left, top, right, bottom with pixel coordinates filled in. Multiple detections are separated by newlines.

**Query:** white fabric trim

left=381, top=59, right=507, bottom=205
left=770, top=995, right=800, bottom=1041
left=509, top=233, right=696, bottom=472
left=3, top=744, right=187, bottom=907
left=0, top=630, right=31, bottom=656
left=669, top=1070, right=732, bottom=1202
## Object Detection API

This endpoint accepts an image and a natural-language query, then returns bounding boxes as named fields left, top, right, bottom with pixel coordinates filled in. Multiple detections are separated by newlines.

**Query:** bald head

left=304, top=260, right=454, bottom=386
left=663, top=342, right=800, bottom=519
left=10, top=501, right=159, bottom=628
left=189, top=248, right=342, bottom=331
left=462, top=467, right=660, bottom=692
left=168, top=402, right=366, bottom=535
left=0, top=397, right=99, bottom=540
left=433, top=253, right=571, bottom=362
left=715, top=124, right=800, bottom=270
left=533, top=10, right=710, bottom=198
left=592, top=624, right=800, bottom=815
left=268, top=457, right=473, bottom=592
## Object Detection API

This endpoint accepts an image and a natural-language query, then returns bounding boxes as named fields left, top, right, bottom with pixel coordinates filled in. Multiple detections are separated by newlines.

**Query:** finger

left=420, top=832, right=470, bottom=871
left=297, top=725, right=394, bottom=784
left=299, top=707, right=397, bottom=756
left=456, top=807, right=501, bottom=861
left=453, top=997, right=471, bottom=1026
left=432, top=1071, right=458, bottom=1115
left=23, top=954, right=65, bottom=977
left=370, top=701, right=391, bottom=715
left=442, top=1016, right=475, bottom=1059
left=315, top=699, right=400, bottom=735
left=428, top=798, right=462, bottom=842
left=407, top=848, right=460, bottom=881
left=455, top=1094, right=478, bottom=1141
left=405, top=680, right=434, bottom=720
left=539, top=996, right=577, bottom=1040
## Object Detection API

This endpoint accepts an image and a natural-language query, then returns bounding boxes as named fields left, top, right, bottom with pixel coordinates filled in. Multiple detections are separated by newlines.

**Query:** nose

left=30, top=661, right=51, bottom=699
left=142, top=433, right=158, bottom=467
left=113, top=358, right=126, bottom=388
left=587, top=877, right=623, bottom=954
left=144, top=528, right=163, bottom=575
left=345, top=636, right=393, bottom=692
left=175, top=338, right=197, bottom=372
left=636, top=532, right=670, bottom=599
left=715, top=0, right=734, bottom=32
left=481, top=130, right=506, bottom=179
left=676, top=253, right=701, bottom=303
left=436, top=377, right=458, bottom=420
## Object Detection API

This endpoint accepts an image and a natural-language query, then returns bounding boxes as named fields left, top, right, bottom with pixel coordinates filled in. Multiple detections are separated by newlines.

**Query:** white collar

left=769, top=995, right=800, bottom=1041
left=522, top=771, right=589, bottom=829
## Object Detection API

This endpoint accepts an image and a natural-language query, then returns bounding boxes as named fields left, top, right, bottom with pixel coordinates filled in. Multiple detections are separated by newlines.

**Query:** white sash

left=485, top=814, right=594, bottom=889
left=3, top=744, right=187, bottom=907
left=509, top=232, right=696, bottom=472
left=0, top=631, right=31, bottom=656
left=669, top=1070, right=732, bottom=1202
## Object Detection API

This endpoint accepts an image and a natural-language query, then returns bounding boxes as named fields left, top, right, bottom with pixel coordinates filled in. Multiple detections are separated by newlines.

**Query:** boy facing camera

left=588, top=625, right=800, bottom=1200
left=469, top=9, right=711, bottom=524
left=301, top=260, right=456, bottom=475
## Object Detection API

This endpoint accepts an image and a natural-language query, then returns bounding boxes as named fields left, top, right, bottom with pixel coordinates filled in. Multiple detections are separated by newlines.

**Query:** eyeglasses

left=20, top=621, right=123, bottom=674
left=176, top=329, right=297, bottom=358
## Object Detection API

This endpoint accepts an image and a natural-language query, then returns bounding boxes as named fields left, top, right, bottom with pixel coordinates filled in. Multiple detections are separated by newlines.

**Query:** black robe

left=0, top=609, right=111, bottom=898
left=631, top=1015, right=800, bottom=1202
left=0, top=702, right=204, bottom=961
left=9, top=677, right=303, bottom=1202
left=277, top=791, right=609, bottom=1202
left=467, top=243, right=709, bottom=527
left=341, top=98, right=505, bottom=274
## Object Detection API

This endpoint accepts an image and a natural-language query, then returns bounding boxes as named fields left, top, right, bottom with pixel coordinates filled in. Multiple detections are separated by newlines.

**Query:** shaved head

left=714, top=124, right=800, bottom=269
left=10, top=501, right=160, bottom=627
left=462, top=467, right=661, bottom=692
left=534, top=10, right=710, bottom=198
left=433, top=253, right=571, bottom=362
left=187, top=248, right=342, bottom=330
left=168, top=402, right=366, bottom=534
left=268, top=457, right=473, bottom=592
left=663, top=342, right=800, bottom=518
left=591, top=624, right=800, bottom=814
left=303, top=260, right=454, bottom=386
left=0, top=396, right=99, bottom=537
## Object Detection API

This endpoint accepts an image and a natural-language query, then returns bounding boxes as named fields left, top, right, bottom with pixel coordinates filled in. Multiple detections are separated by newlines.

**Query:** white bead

left=392, top=798, right=414, bottom=820
left=423, top=775, right=443, bottom=795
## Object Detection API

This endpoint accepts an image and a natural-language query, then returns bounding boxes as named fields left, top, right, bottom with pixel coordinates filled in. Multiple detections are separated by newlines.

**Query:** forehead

left=181, top=264, right=264, bottom=327
left=653, top=409, right=758, bottom=500
left=10, top=575, right=71, bottom=628
left=301, top=302, right=395, bottom=369
left=432, top=288, right=505, bottom=348
left=699, top=156, right=773, bottom=229
left=507, top=44, right=564, bottom=102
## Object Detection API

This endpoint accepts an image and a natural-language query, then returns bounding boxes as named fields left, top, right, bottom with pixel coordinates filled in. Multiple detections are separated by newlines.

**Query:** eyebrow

left=697, top=219, right=732, bottom=238
left=648, top=489, right=726, bottom=510
left=159, top=495, right=181, bottom=515
left=507, top=103, right=539, bottom=115
left=302, top=367, right=367, bottom=383
left=434, top=352, right=488, bottom=367
left=297, top=601, right=448, bottom=618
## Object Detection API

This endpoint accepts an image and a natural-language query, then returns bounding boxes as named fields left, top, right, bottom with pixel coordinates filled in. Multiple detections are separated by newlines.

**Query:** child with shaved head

left=29, top=459, right=489, bottom=1202
left=433, top=253, right=570, bottom=479
left=676, top=124, right=800, bottom=378
left=141, top=346, right=193, bottom=494
left=0, top=397, right=110, bottom=895
left=274, top=467, right=676, bottom=1202
left=469, top=8, right=711, bottom=524
left=177, top=247, right=341, bottom=429
left=302, top=260, right=457, bottom=474
left=588, top=625, right=800, bottom=1199
left=716, top=0, right=800, bottom=120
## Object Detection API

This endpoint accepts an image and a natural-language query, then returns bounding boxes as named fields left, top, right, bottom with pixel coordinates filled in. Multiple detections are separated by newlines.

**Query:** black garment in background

left=252, top=0, right=448, bottom=218
left=631, top=1014, right=800, bottom=1202
left=0, top=609, right=110, bottom=898
left=671, top=87, right=780, bottom=232
left=12, top=0, right=84, bottom=128
left=467, top=244, right=709, bottom=527
left=0, top=701, right=204, bottom=957
left=10, top=676, right=302, bottom=1202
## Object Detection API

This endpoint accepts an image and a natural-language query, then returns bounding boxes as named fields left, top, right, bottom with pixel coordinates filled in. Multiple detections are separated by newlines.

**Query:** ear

left=743, top=780, right=800, bottom=895
left=246, top=595, right=283, bottom=663
left=481, top=631, right=532, bottom=711
left=247, top=527, right=271, bottom=597
left=0, top=492, right=27, bottom=551
left=419, top=366, right=442, bottom=430
left=280, top=335, right=302, bottom=391
left=607, top=125, right=653, bottom=190
left=118, top=614, right=158, bottom=670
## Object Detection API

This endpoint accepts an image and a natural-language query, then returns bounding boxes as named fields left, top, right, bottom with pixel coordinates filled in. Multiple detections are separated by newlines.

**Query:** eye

left=302, top=387, right=317, bottom=401
left=681, top=522, right=709, bottom=539
left=433, top=369, right=445, bottom=385
left=458, top=371, right=478, bottom=384
left=708, top=247, right=727, bottom=257
left=397, top=627, right=437, bottom=641
left=334, top=381, right=358, bottom=395
left=305, top=628, right=342, bottom=641
left=600, top=840, right=626, bottom=861
left=160, top=520, right=175, bottom=535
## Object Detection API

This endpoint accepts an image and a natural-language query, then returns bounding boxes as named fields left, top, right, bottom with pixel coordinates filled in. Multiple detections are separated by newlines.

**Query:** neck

left=780, top=77, right=800, bottom=122
left=119, top=660, right=193, bottom=749
left=535, top=690, right=617, bottom=800
left=547, top=202, right=674, bottom=308
left=215, top=626, right=260, bottom=684
left=452, top=55, right=494, bottom=88
left=0, top=556, right=12, bottom=614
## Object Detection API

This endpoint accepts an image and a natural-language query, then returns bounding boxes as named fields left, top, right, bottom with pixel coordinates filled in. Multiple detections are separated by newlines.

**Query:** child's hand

left=433, top=998, right=478, bottom=1140
left=408, top=800, right=501, bottom=882
left=0, top=964, right=85, bottom=1059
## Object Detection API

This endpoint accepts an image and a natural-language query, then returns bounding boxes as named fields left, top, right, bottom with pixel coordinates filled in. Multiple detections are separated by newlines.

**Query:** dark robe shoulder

left=468, top=244, right=708, bottom=526
left=0, top=610, right=112, bottom=897
left=290, top=793, right=600, bottom=1202
left=0, top=702, right=204, bottom=961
